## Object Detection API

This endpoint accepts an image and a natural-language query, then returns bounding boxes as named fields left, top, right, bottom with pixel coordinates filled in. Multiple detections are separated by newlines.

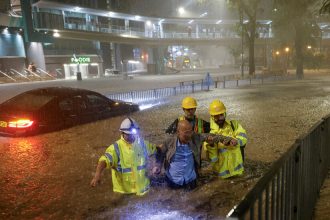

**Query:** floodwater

left=1, top=74, right=330, bottom=219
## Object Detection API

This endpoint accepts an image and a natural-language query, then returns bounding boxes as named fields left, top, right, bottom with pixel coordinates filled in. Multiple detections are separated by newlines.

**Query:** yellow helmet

left=181, top=96, right=197, bottom=109
left=209, top=99, right=226, bottom=115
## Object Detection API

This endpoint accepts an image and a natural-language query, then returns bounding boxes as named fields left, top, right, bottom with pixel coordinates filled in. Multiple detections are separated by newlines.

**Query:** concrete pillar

left=196, top=25, right=199, bottom=38
left=125, top=19, right=129, bottom=31
left=26, top=42, right=46, bottom=73
left=64, top=64, right=70, bottom=79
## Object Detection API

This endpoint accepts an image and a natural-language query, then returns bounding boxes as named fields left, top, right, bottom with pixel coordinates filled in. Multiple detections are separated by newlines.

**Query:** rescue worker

left=90, top=117, right=157, bottom=195
left=155, top=120, right=235, bottom=190
left=206, top=99, right=247, bottom=179
left=165, top=96, right=210, bottom=134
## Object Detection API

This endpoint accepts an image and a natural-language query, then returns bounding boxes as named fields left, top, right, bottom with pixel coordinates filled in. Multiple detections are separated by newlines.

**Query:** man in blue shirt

left=155, top=120, right=235, bottom=190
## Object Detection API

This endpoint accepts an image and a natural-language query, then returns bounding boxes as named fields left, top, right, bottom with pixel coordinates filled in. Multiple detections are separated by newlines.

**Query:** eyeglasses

left=183, top=108, right=196, bottom=111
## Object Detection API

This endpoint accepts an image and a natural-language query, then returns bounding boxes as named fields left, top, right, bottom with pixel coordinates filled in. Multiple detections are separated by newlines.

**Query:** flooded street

left=1, top=74, right=330, bottom=219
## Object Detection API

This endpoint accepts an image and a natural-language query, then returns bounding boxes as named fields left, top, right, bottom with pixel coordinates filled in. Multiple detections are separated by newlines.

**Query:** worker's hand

left=205, top=135, right=214, bottom=144
left=90, top=175, right=101, bottom=187
left=152, top=166, right=161, bottom=175
left=156, top=144, right=164, bottom=151
left=223, top=136, right=233, bottom=145
left=229, top=139, right=238, bottom=146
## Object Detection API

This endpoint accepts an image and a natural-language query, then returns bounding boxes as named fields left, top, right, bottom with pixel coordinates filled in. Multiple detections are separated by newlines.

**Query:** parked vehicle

left=0, top=87, right=139, bottom=136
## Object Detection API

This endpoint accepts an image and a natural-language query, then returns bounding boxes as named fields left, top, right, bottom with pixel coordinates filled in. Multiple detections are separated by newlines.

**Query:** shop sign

left=71, top=56, right=91, bottom=64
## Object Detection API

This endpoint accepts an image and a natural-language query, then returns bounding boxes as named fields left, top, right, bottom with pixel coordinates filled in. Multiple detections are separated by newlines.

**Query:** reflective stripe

left=211, top=157, right=218, bottom=162
left=114, top=142, right=120, bottom=165
left=238, top=139, right=243, bottom=146
left=234, top=163, right=243, bottom=171
left=218, top=148, right=227, bottom=153
left=238, top=132, right=247, bottom=139
left=197, top=118, right=203, bottom=133
left=140, top=184, right=150, bottom=194
left=114, top=142, right=146, bottom=173
left=218, top=170, right=230, bottom=177
left=105, top=153, right=113, bottom=163
left=137, top=164, right=147, bottom=170
left=113, top=142, right=124, bottom=172
left=117, top=167, right=132, bottom=173
left=218, top=164, right=242, bottom=177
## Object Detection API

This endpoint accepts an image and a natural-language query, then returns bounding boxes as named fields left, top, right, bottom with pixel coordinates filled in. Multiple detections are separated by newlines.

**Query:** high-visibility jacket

left=206, top=118, right=247, bottom=178
left=99, top=136, right=156, bottom=195
left=178, top=116, right=205, bottom=133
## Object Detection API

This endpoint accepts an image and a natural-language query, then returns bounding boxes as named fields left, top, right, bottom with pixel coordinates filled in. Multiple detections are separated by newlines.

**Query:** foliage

left=271, top=0, right=322, bottom=78
left=320, top=0, right=330, bottom=13
left=304, top=52, right=325, bottom=69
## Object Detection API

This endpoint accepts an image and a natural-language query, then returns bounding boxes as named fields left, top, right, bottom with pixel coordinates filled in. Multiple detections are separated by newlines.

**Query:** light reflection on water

left=92, top=201, right=198, bottom=220
left=0, top=136, right=64, bottom=218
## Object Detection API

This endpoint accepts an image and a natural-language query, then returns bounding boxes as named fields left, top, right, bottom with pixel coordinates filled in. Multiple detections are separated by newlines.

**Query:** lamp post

left=285, top=47, right=290, bottom=73
left=239, top=3, right=244, bottom=77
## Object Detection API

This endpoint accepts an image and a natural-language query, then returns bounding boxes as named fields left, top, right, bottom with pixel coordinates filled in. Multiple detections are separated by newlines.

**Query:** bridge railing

left=227, top=115, right=330, bottom=220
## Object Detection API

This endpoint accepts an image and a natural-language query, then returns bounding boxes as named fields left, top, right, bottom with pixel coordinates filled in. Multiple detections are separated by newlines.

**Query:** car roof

left=0, top=87, right=104, bottom=111
left=25, top=87, right=99, bottom=97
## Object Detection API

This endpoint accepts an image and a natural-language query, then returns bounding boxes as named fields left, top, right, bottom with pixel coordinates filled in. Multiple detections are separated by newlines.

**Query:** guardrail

left=105, top=73, right=295, bottom=104
left=227, top=115, right=330, bottom=220
left=105, top=81, right=211, bottom=104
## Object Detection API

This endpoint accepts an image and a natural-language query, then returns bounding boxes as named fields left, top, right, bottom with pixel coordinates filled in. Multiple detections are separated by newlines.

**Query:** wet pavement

left=1, top=72, right=330, bottom=219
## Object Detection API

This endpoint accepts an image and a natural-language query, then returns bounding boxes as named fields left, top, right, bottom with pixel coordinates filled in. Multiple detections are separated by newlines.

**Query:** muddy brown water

left=1, top=75, right=330, bottom=219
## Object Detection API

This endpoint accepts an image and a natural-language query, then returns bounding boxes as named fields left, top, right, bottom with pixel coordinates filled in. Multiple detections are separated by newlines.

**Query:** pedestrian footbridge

left=2, top=0, right=330, bottom=46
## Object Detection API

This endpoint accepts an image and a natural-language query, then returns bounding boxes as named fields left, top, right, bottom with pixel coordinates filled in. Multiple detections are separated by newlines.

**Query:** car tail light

left=8, top=119, right=34, bottom=128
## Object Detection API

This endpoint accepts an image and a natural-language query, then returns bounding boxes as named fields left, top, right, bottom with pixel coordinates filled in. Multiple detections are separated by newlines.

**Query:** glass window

left=59, top=98, right=74, bottom=111
left=86, top=94, right=109, bottom=108
left=4, top=93, right=54, bottom=111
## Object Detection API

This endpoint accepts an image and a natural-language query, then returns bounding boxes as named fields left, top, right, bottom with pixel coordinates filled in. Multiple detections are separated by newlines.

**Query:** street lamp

left=178, top=7, right=185, bottom=16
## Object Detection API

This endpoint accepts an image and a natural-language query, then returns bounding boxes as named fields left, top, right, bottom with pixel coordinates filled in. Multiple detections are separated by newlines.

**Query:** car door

left=86, top=93, right=114, bottom=119
left=72, top=95, right=95, bottom=124
left=58, top=97, right=79, bottom=127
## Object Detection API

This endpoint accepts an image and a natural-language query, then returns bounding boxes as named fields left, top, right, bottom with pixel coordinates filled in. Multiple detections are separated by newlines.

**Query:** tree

left=198, top=0, right=262, bottom=76
left=272, top=0, right=321, bottom=79
left=232, top=0, right=262, bottom=76
left=320, top=0, right=330, bottom=13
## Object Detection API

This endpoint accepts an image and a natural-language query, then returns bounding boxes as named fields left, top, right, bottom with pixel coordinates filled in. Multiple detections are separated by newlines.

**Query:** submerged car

left=0, top=87, right=139, bottom=136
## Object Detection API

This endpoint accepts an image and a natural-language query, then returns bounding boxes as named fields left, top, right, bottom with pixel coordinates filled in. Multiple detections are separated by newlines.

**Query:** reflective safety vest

left=206, top=118, right=247, bottom=178
left=99, top=136, right=156, bottom=195
left=179, top=116, right=204, bottom=133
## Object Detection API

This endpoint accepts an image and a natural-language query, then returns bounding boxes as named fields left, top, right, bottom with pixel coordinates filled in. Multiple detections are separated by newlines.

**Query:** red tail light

left=8, top=119, right=34, bottom=128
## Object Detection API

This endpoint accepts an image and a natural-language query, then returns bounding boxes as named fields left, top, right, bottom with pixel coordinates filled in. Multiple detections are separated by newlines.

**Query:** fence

left=105, top=80, right=211, bottom=104
left=227, top=114, right=330, bottom=220
left=105, top=74, right=295, bottom=104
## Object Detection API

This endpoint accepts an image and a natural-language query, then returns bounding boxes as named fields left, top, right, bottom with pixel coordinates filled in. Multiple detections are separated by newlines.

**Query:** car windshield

left=4, top=92, right=55, bottom=111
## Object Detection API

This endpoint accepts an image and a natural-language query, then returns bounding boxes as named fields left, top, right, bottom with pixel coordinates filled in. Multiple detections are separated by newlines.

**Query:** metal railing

left=105, top=73, right=294, bottom=105
left=0, top=70, right=16, bottom=82
left=105, top=80, right=211, bottom=104
left=227, top=115, right=330, bottom=220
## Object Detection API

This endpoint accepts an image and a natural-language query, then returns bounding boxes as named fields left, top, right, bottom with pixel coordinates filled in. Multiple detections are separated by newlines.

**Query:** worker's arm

left=90, top=145, right=116, bottom=187
left=203, top=120, right=211, bottom=133
left=199, top=133, right=234, bottom=145
left=165, top=119, right=179, bottom=134
left=90, top=160, right=107, bottom=187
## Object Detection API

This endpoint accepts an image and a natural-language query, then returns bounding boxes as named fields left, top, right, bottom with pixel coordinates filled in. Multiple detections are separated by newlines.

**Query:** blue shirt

left=166, top=140, right=197, bottom=185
